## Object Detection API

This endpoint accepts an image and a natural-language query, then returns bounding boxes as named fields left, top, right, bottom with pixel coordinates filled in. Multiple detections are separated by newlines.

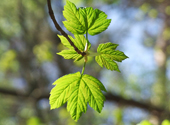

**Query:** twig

left=47, top=0, right=86, bottom=56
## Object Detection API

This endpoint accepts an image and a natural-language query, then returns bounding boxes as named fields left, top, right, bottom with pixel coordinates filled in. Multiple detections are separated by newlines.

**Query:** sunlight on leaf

left=95, top=42, right=128, bottom=71
left=50, top=72, right=106, bottom=121
left=63, top=0, right=111, bottom=35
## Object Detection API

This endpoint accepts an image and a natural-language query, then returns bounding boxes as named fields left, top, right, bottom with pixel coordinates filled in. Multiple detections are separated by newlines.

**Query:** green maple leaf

left=49, top=72, right=106, bottom=121
left=63, top=0, right=111, bottom=35
left=95, top=42, right=128, bottom=72
left=57, top=34, right=91, bottom=61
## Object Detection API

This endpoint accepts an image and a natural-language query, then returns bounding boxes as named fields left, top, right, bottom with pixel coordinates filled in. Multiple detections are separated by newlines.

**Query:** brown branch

left=0, top=88, right=27, bottom=97
left=47, top=0, right=86, bottom=56
left=1, top=87, right=170, bottom=116
left=105, top=93, right=170, bottom=116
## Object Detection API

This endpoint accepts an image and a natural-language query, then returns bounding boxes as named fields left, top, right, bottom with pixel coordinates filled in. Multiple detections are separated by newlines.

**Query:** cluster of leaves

left=49, top=0, right=128, bottom=121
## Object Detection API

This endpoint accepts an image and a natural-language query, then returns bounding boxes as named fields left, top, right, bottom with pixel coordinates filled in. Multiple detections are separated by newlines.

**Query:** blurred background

left=0, top=0, right=170, bottom=125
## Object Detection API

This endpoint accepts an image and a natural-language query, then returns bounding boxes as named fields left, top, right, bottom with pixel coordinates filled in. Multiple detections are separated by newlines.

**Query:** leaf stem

left=84, top=32, right=89, bottom=62
left=85, top=32, right=89, bottom=51
left=88, top=52, right=100, bottom=56
left=81, top=33, right=88, bottom=76
left=81, top=61, right=86, bottom=76
left=86, top=32, right=88, bottom=40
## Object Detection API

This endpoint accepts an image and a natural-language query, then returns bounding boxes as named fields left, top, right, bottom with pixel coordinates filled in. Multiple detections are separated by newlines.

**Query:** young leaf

left=63, top=0, right=86, bottom=34
left=97, top=42, right=118, bottom=52
left=49, top=72, right=106, bottom=121
left=57, top=49, right=82, bottom=60
left=63, top=0, right=111, bottom=35
left=87, top=9, right=111, bottom=35
left=95, top=42, right=128, bottom=71
left=57, top=34, right=91, bottom=61
left=96, top=56, right=120, bottom=71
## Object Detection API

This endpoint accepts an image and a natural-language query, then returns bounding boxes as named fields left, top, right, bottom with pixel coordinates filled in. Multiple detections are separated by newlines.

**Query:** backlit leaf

left=95, top=42, right=128, bottom=71
left=88, top=9, right=111, bottom=35
left=63, top=0, right=111, bottom=35
left=50, top=72, right=106, bottom=121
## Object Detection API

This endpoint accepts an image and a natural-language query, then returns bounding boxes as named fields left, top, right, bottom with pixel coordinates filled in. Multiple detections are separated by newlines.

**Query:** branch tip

left=47, top=0, right=85, bottom=56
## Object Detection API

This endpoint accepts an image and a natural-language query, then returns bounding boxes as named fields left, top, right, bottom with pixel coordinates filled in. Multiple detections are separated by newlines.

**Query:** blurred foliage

left=138, top=120, right=153, bottom=125
left=0, top=50, right=19, bottom=72
left=148, top=9, right=158, bottom=18
left=58, top=108, right=77, bottom=125
left=114, top=107, right=124, bottom=125
left=163, top=27, right=170, bottom=40
left=0, top=0, right=20, bottom=38
left=26, top=117, right=41, bottom=125
left=33, top=41, right=53, bottom=62
left=140, top=3, right=151, bottom=13
left=165, top=6, right=170, bottom=15
left=140, top=3, right=158, bottom=18
left=162, top=120, right=170, bottom=125
left=138, top=119, right=170, bottom=125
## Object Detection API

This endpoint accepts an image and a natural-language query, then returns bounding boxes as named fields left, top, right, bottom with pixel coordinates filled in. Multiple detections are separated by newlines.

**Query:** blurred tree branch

left=0, top=88, right=27, bottom=97
left=0, top=87, right=169, bottom=117
left=105, top=93, right=169, bottom=117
